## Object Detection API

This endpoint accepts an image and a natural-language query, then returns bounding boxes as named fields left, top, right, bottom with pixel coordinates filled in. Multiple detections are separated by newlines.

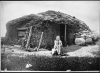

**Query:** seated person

left=52, top=36, right=62, bottom=55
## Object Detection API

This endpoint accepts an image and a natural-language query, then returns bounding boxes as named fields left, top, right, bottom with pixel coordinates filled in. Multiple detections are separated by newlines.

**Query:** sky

left=0, top=1, right=100, bottom=37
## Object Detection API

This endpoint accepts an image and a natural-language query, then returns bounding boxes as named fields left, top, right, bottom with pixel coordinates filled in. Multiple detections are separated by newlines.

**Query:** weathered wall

left=30, top=23, right=60, bottom=49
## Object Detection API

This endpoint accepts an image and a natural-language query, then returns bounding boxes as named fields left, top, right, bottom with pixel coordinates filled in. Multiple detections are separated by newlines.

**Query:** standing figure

left=22, top=31, right=28, bottom=48
left=52, top=36, right=62, bottom=55
left=22, top=36, right=27, bottom=48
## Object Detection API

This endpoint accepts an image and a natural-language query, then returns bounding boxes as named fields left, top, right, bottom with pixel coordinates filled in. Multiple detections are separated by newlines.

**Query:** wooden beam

left=26, top=26, right=32, bottom=50
left=37, top=32, right=43, bottom=51
left=17, top=27, right=28, bottom=30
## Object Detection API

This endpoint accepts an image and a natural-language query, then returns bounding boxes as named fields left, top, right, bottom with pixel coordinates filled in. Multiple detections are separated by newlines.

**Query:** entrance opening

left=60, top=24, right=67, bottom=46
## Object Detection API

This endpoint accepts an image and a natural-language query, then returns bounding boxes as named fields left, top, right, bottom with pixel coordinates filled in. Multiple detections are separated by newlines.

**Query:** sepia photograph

left=0, top=1, right=100, bottom=72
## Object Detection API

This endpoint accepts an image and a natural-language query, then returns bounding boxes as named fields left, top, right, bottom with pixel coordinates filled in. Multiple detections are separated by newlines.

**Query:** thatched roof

left=5, top=10, right=91, bottom=45
left=6, top=10, right=91, bottom=29
left=23, top=10, right=91, bottom=31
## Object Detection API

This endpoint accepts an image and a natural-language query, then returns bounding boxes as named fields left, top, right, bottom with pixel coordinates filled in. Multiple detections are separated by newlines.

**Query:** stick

left=37, top=32, right=43, bottom=51
left=26, top=26, right=32, bottom=50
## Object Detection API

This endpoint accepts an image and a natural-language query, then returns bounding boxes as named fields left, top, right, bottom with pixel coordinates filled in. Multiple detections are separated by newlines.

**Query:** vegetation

left=1, top=53, right=100, bottom=71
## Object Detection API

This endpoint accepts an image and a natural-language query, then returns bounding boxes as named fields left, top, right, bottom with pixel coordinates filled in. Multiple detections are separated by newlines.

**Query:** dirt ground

left=1, top=44, right=83, bottom=58
left=2, top=38, right=100, bottom=54
left=1, top=43, right=100, bottom=58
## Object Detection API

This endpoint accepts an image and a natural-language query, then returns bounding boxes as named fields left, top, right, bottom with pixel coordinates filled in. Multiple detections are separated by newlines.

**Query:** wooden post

left=65, top=25, right=67, bottom=41
left=37, top=32, right=43, bottom=51
left=26, top=26, right=32, bottom=50
left=3, top=45, right=5, bottom=53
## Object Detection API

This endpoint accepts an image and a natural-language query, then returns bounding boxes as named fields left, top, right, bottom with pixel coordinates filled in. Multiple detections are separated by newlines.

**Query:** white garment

left=53, top=40, right=62, bottom=54
left=52, top=48, right=56, bottom=55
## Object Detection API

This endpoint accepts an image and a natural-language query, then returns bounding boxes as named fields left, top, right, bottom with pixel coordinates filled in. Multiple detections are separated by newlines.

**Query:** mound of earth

left=67, top=45, right=100, bottom=57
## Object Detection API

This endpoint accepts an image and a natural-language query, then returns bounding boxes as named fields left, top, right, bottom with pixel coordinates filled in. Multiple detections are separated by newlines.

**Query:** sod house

left=5, top=10, right=91, bottom=49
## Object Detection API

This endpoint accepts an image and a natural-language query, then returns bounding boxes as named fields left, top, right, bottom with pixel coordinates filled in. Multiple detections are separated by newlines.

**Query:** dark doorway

left=60, top=24, right=67, bottom=46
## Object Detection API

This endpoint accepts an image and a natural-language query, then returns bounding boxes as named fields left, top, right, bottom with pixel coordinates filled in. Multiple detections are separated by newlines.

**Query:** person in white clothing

left=52, top=36, right=62, bottom=55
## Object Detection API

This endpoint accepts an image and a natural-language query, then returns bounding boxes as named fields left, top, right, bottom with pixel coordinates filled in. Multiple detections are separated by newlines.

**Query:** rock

left=4, top=68, right=7, bottom=71
left=85, top=38, right=93, bottom=43
left=66, top=69, right=71, bottom=72
left=25, top=63, right=32, bottom=68
left=88, top=62, right=92, bottom=64
left=75, top=38, right=85, bottom=45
